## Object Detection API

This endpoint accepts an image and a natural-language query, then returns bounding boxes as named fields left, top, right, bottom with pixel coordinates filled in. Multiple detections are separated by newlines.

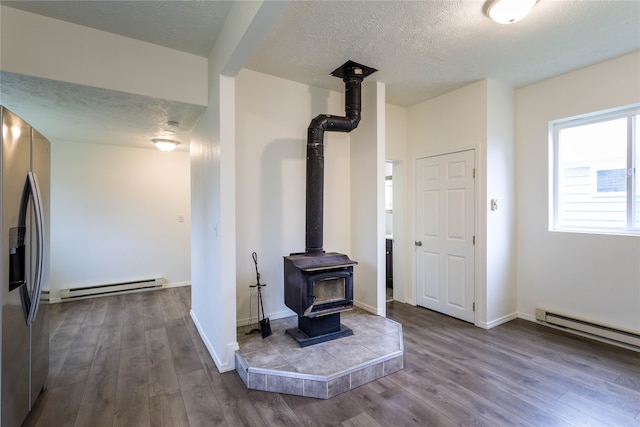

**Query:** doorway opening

left=385, top=159, right=405, bottom=305
left=385, top=161, right=393, bottom=302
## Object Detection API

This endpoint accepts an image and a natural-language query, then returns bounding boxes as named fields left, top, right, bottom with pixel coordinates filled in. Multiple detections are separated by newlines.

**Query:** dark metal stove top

left=284, top=252, right=356, bottom=271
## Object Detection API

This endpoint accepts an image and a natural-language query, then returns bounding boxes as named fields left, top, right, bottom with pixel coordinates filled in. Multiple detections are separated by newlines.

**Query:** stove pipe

left=305, top=61, right=377, bottom=255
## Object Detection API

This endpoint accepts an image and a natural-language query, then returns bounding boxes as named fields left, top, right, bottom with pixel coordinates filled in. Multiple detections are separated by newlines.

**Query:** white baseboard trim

left=165, top=281, right=191, bottom=288
left=190, top=309, right=237, bottom=373
left=237, top=308, right=296, bottom=327
left=478, top=312, right=518, bottom=330
left=518, top=312, right=537, bottom=323
left=354, top=300, right=381, bottom=315
left=224, top=341, right=240, bottom=371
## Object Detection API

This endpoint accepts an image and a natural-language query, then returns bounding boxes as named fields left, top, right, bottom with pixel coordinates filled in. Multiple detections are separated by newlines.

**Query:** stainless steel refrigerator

left=1, top=106, right=50, bottom=427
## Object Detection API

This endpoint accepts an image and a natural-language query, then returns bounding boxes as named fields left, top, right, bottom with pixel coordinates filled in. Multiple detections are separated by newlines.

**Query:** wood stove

left=283, top=61, right=376, bottom=347
left=284, top=252, right=356, bottom=346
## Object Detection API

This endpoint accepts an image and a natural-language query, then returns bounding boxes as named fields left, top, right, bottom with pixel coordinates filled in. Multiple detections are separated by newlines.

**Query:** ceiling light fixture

left=487, top=0, right=537, bottom=24
left=153, top=138, right=179, bottom=152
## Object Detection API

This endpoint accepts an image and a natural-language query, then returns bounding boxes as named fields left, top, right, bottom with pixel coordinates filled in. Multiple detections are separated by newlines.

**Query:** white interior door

left=415, top=150, right=475, bottom=323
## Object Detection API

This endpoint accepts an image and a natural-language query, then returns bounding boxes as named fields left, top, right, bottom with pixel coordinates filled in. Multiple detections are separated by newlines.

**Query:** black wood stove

left=284, top=252, right=356, bottom=346
left=283, top=60, right=376, bottom=347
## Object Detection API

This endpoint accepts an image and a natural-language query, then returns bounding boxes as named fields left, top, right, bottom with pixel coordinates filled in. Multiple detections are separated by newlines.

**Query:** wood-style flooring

left=24, top=286, right=640, bottom=426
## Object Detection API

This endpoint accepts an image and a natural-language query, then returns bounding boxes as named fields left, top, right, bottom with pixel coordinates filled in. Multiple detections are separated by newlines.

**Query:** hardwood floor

left=24, top=287, right=640, bottom=426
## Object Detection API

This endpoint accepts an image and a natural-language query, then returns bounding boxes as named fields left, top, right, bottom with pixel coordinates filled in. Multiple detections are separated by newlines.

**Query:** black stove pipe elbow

left=305, top=61, right=376, bottom=255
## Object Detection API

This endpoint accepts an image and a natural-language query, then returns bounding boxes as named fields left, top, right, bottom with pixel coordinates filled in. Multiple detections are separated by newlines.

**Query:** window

left=551, top=105, right=639, bottom=235
left=385, top=175, right=393, bottom=212
left=385, top=161, right=393, bottom=213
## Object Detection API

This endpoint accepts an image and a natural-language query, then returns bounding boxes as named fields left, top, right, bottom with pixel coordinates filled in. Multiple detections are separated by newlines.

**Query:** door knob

left=415, top=241, right=422, bottom=246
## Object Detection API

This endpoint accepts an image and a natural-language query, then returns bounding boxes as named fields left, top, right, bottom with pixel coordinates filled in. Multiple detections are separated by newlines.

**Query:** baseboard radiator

left=59, top=278, right=164, bottom=301
left=535, top=307, right=640, bottom=350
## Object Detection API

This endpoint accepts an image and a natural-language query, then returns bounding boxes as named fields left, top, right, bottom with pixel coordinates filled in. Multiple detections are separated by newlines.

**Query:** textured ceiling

left=1, top=0, right=639, bottom=149
left=246, top=0, right=640, bottom=106
left=0, top=71, right=205, bottom=150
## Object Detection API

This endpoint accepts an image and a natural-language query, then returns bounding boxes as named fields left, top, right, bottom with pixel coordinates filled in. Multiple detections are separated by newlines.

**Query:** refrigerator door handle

left=16, top=171, right=45, bottom=326
left=27, top=171, right=44, bottom=326
left=28, top=171, right=45, bottom=325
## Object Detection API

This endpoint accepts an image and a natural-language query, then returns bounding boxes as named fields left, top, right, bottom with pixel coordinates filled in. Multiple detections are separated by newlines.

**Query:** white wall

left=408, top=81, right=487, bottom=157
left=485, top=79, right=517, bottom=327
left=50, top=141, right=191, bottom=298
left=406, top=81, right=488, bottom=317
left=351, top=82, right=386, bottom=315
left=235, top=68, right=351, bottom=324
left=386, top=104, right=407, bottom=161
left=189, top=1, right=288, bottom=372
left=516, top=52, right=640, bottom=332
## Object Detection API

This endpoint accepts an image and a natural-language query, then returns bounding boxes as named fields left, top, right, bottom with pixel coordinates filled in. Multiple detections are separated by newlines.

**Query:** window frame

left=550, top=104, right=639, bottom=236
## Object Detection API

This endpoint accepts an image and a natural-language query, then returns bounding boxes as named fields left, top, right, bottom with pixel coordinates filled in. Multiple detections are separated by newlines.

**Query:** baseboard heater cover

left=59, top=278, right=164, bottom=300
left=535, top=307, right=640, bottom=350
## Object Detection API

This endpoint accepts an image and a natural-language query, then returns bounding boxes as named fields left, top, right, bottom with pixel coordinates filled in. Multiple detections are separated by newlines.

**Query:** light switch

left=490, top=199, right=498, bottom=211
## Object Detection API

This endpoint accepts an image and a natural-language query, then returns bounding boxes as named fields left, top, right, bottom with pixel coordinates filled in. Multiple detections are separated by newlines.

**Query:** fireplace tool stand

left=247, top=252, right=271, bottom=338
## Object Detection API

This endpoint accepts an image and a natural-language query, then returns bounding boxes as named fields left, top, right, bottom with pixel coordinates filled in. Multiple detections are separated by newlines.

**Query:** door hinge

left=472, top=235, right=475, bottom=245
left=472, top=302, right=475, bottom=312
left=473, top=168, right=476, bottom=178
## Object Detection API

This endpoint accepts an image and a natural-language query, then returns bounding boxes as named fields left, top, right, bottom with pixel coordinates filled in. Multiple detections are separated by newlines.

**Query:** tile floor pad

left=235, top=309, right=404, bottom=399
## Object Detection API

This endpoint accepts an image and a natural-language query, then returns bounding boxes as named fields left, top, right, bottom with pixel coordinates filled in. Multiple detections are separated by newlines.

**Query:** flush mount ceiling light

left=487, top=0, right=537, bottom=24
left=152, top=138, right=179, bottom=152
left=153, top=121, right=181, bottom=151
